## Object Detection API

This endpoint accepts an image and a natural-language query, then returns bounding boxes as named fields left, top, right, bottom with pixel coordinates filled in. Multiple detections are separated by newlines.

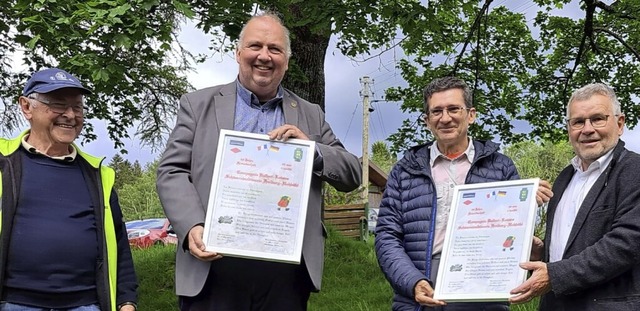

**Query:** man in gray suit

left=509, top=83, right=640, bottom=310
left=156, top=12, right=361, bottom=311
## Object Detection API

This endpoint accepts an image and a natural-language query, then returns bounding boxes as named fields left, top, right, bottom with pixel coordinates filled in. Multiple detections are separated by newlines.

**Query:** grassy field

left=132, top=229, right=538, bottom=310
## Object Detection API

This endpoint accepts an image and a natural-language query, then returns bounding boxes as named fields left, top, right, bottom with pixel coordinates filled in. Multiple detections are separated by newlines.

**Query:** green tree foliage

left=504, top=140, right=574, bottom=184
left=324, top=141, right=395, bottom=206
left=117, top=160, right=164, bottom=221
left=384, top=0, right=640, bottom=154
left=108, top=154, right=143, bottom=191
left=6, top=0, right=638, bottom=156
left=371, top=140, right=396, bottom=174
left=504, top=139, right=574, bottom=237
left=2, top=0, right=427, bottom=150
left=323, top=183, right=362, bottom=207
left=2, top=0, right=193, bottom=150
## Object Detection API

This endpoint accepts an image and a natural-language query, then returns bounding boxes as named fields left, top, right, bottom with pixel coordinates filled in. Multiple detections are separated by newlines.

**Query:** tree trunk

left=282, top=5, right=330, bottom=111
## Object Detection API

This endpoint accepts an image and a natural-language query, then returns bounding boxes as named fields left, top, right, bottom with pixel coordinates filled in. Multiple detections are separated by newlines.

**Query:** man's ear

left=422, top=114, right=432, bottom=132
left=19, top=96, right=34, bottom=120
left=468, top=107, right=477, bottom=124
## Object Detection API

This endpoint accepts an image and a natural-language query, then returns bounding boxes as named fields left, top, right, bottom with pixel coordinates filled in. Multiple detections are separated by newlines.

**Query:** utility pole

left=359, top=76, right=372, bottom=211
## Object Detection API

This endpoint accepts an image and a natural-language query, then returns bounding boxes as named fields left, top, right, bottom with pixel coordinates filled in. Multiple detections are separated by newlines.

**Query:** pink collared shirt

left=430, top=139, right=475, bottom=255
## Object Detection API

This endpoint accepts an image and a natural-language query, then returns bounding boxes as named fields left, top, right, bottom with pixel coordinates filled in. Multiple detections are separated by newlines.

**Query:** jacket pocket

left=591, top=296, right=640, bottom=311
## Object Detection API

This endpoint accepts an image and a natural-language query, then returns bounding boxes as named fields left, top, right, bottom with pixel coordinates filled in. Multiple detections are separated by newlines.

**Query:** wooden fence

left=324, top=203, right=367, bottom=239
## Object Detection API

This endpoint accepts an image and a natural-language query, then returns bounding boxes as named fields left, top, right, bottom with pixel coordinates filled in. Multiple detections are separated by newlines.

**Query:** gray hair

left=567, top=83, right=622, bottom=118
left=422, top=76, right=473, bottom=111
left=237, top=11, right=292, bottom=59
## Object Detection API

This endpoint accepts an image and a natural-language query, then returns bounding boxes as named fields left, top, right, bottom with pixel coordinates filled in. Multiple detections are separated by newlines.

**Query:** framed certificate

left=433, top=178, right=540, bottom=302
left=202, top=129, right=316, bottom=264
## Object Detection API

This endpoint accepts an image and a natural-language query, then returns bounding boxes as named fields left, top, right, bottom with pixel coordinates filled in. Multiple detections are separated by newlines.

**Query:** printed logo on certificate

left=433, top=178, right=540, bottom=302
left=202, top=129, right=315, bottom=264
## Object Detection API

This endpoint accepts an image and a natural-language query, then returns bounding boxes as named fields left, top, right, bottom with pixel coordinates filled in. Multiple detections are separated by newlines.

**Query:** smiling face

left=20, top=88, right=85, bottom=156
left=568, top=94, right=624, bottom=170
left=424, top=88, right=476, bottom=154
left=236, top=16, right=289, bottom=101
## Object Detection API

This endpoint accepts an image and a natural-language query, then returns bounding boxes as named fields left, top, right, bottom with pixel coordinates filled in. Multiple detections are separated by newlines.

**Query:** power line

left=374, top=102, right=388, bottom=136
left=342, top=101, right=360, bottom=144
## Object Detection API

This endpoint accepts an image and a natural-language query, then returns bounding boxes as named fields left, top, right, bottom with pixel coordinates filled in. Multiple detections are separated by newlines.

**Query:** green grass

left=131, top=245, right=177, bottom=310
left=512, top=299, right=539, bottom=311
left=131, top=230, right=538, bottom=310
left=307, top=230, right=393, bottom=310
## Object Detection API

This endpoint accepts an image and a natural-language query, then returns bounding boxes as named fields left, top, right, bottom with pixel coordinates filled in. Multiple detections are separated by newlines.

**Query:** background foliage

left=384, top=0, right=640, bottom=153
left=4, top=1, right=639, bottom=154
left=504, top=140, right=574, bottom=237
left=109, top=157, right=164, bottom=221
left=2, top=0, right=193, bottom=151
left=323, top=140, right=395, bottom=206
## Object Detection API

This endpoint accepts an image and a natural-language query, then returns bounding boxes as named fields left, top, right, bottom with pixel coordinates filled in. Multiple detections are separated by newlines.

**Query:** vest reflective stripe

left=100, top=165, right=118, bottom=311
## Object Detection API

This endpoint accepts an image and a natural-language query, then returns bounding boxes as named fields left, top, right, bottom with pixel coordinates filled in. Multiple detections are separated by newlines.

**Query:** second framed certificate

left=202, top=129, right=315, bottom=264
left=433, top=178, right=540, bottom=302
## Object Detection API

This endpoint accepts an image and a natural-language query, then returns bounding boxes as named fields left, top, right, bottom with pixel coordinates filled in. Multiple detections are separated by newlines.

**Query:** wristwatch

left=117, top=302, right=137, bottom=311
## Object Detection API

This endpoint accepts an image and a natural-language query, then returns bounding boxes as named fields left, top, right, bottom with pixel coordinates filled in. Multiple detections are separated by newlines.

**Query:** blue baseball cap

left=22, top=68, right=92, bottom=96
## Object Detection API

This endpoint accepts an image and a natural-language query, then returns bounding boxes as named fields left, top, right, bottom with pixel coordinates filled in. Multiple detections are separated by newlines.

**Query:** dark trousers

left=179, top=257, right=312, bottom=311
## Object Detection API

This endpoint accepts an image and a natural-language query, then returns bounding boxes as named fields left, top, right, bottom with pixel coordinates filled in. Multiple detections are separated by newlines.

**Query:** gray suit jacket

left=156, top=81, right=361, bottom=297
left=540, top=141, right=640, bottom=311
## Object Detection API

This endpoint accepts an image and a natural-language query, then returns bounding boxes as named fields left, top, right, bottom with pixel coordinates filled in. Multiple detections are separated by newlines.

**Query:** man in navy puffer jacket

left=375, top=77, right=551, bottom=311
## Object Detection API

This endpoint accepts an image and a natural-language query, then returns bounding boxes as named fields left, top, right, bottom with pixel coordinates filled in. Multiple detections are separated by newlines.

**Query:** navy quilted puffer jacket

left=375, top=140, right=519, bottom=311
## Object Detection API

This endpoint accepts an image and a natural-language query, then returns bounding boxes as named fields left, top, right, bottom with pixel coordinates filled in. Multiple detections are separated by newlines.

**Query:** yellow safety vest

left=0, top=130, right=118, bottom=310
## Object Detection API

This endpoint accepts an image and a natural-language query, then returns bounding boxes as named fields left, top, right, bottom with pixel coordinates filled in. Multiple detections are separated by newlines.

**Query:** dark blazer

left=540, top=141, right=640, bottom=311
left=156, top=81, right=361, bottom=297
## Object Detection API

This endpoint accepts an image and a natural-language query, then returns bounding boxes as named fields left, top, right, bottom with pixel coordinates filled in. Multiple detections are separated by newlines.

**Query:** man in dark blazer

left=510, top=83, right=640, bottom=310
left=156, top=12, right=361, bottom=311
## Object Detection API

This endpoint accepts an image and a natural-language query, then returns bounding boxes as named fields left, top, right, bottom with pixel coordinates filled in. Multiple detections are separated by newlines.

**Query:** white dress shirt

left=549, top=149, right=614, bottom=262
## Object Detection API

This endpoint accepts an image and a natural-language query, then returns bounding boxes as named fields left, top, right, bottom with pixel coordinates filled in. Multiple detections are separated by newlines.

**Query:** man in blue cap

left=0, top=68, right=138, bottom=311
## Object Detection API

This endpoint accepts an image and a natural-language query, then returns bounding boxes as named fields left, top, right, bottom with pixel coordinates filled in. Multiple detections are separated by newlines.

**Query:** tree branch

left=594, top=0, right=615, bottom=12
left=350, top=37, right=409, bottom=63
left=562, top=0, right=594, bottom=97
left=591, top=0, right=637, bottom=23
left=594, top=26, right=640, bottom=61
left=472, top=8, right=489, bottom=110
left=451, top=0, right=493, bottom=75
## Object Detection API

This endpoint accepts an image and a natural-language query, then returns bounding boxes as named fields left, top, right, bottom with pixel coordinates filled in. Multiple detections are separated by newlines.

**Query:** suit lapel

left=282, top=90, right=299, bottom=127
left=214, top=82, right=237, bottom=131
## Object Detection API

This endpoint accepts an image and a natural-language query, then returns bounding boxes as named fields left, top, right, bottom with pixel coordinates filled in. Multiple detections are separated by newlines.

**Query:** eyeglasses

left=567, top=114, right=616, bottom=130
left=426, top=106, right=469, bottom=119
left=28, top=94, right=87, bottom=115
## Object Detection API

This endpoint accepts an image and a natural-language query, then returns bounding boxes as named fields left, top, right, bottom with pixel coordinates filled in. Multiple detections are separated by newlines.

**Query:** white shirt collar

left=21, top=134, right=77, bottom=162
left=570, top=147, right=615, bottom=174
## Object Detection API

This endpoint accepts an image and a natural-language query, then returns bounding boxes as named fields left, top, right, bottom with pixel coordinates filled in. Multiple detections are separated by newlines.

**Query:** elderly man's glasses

left=567, top=114, right=616, bottom=130
left=28, top=94, right=87, bottom=115
left=426, top=106, right=469, bottom=119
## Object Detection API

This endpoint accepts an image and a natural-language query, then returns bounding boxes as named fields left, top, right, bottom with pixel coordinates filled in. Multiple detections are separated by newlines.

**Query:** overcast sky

left=43, top=1, right=639, bottom=163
